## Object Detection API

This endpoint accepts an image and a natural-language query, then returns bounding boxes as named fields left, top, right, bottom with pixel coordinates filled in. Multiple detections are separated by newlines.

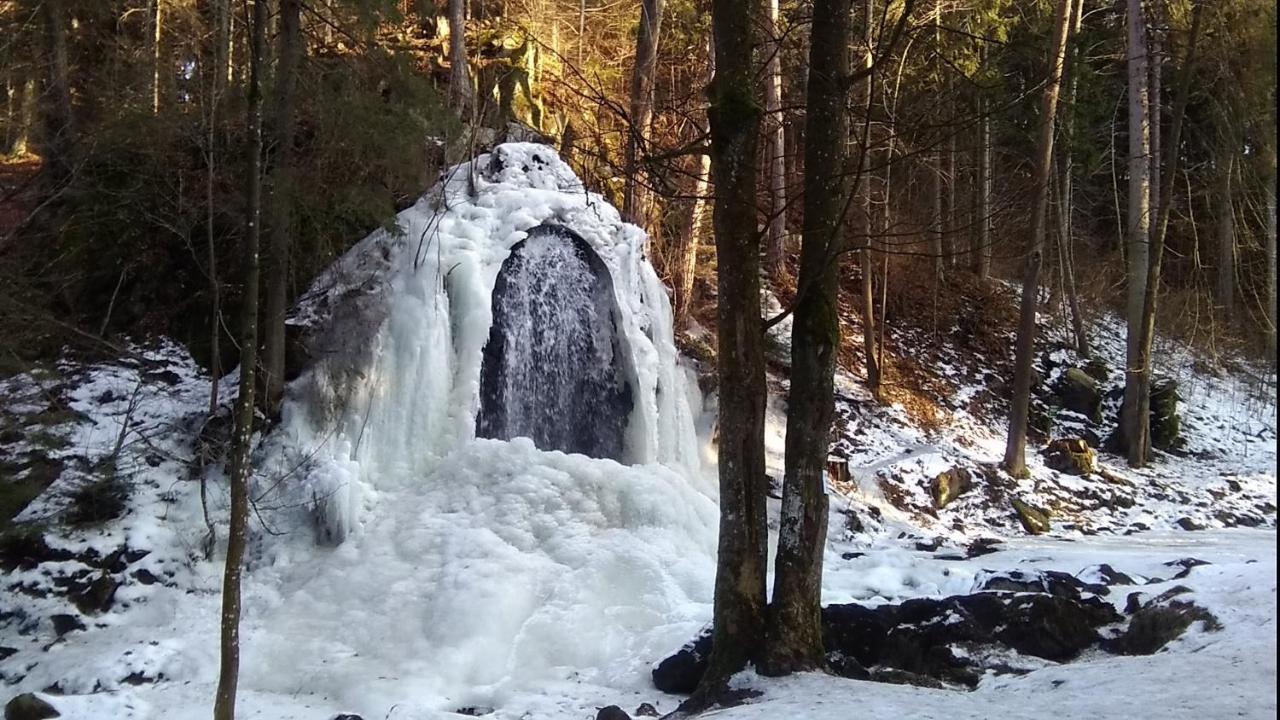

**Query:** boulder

left=1055, top=368, right=1103, bottom=423
left=1105, top=596, right=1220, bottom=655
left=1011, top=497, right=1051, bottom=534
left=651, top=628, right=711, bottom=694
left=1083, top=358, right=1110, bottom=382
left=595, top=707, right=631, bottom=720
left=976, top=568, right=1108, bottom=598
left=929, top=468, right=973, bottom=509
left=633, top=703, right=659, bottom=717
left=4, top=694, right=60, bottom=720
left=1150, top=378, right=1182, bottom=450
left=1044, top=438, right=1095, bottom=475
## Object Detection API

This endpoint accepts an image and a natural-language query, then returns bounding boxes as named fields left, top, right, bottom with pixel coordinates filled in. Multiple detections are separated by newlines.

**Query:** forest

left=0, top=1, right=1275, bottom=719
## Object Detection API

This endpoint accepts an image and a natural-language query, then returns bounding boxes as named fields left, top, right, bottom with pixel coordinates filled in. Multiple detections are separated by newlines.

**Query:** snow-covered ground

left=1, top=146, right=1275, bottom=719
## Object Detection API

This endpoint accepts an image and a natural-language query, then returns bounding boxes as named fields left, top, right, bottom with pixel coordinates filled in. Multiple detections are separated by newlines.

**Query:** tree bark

left=151, top=0, right=165, bottom=115
left=1060, top=0, right=1088, bottom=357
left=763, top=0, right=788, bottom=279
left=762, top=0, right=850, bottom=676
left=212, top=1, right=267, bottom=718
left=623, top=0, right=665, bottom=231
left=36, top=0, right=74, bottom=192
left=1215, top=124, right=1236, bottom=316
left=262, top=0, right=303, bottom=415
left=1130, top=2, right=1203, bottom=468
left=684, top=0, right=768, bottom=705
left=1120, top=0, right=1151, bottom=468
left=976, top=46, right=992, bottom=280
left=1002, top=0, right=1073, bottom=478
left=1267, top=152, right=1277, bottom=363
left=1148, top=0, right=1162, bottom=246
left=448, top=0, right=472, bottom=112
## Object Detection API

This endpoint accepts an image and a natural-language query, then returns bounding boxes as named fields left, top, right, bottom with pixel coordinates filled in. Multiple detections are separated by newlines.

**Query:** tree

left=684, top=0, right=768, bottom=705
left=262, top=0, right=304, bottom=414
left=1002, top=0, right=1074, bottom=478
left=1057, top=0, right=1088, bottom=357
left=1120, top=0, right=1151, bottom=467
left=858, top=0, right=881, bottom=394
left=212, top=0, right=268, bottom=717
left=449, top=0, right=472, bottom=112
left=622, top=0, right=664, bottom=232
left=1214, top=118, right=1236, bottom=315
left=675, top=33, right=715, bottom=327
left=34, top=0, right=74, bottom=193
left=763, top=0, right=788, bottom=280
left=763, top=0, right=851, bottom=675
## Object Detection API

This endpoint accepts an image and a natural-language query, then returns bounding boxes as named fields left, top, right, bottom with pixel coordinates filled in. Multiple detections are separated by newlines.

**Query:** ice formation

left=265, top=143, right=703, bottom=543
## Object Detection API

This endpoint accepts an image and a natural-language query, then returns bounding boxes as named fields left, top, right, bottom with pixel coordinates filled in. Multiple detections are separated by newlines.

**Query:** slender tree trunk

left=212, top=1, right=267, bottom=718
left=1002, top=0, right=1073, bottom=478
left=1130, top=2, right=1203, bottom=467
left=1148, top=1, right=1162, bottom=245
left=684, top=0, right=768, bottom=706
left=262, top=0, right=303, bottom=415
left=448, top=0, right=472, bottom=112
left=763, top=0, right=789, bottom=279
left=1215, top=126, right=1236, bottom=317
left=1060, top=0, right=1088, bottom=357
left=36, top=0, right=74, bottom=192
left=929, top=0, right=944, bottom=281
left=1266, top=153, right=1277, bottom=363
left=151, top=0, right=165, bottom=115
left=1120, top=0, right=1151, bottom=464
left=858, top=0, right=880, bottom=394
left=623, top=0, right=664, bottom=232
left=675, top=34, right=715, bottom=326
left=762, top=0, right=850, bottom=676
left=976, top=52, right=992, bottom=280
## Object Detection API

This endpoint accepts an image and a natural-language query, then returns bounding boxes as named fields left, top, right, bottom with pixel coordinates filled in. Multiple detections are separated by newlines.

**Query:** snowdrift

left=265, top=143, right=705, bottom=543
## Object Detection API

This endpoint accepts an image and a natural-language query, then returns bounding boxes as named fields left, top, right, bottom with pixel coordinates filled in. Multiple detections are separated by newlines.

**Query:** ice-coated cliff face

left=263, top=143, right=704, bottom=543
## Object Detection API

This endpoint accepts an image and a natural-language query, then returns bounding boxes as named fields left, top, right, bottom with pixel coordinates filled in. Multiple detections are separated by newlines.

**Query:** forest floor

left=0, top=297, right=1275, bottom=719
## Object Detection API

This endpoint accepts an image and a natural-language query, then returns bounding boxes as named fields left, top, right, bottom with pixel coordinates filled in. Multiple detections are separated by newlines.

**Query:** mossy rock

left=1150, top=378, right=1182, bottom=451
left=1054, top=368, right=1102, bottom=424
left=1011, top=497, right=1051, bottom=535
left=1044, top=437, right=1096, bottom=476
left=929, top=467, right=973, bottom=509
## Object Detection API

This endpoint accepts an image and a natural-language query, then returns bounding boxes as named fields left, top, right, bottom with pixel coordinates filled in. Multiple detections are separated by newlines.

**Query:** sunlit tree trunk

left=212, top=1, right=267, bottom=718
left=859, top=0, right=880, bottom=394
left=1120, top=0, right=1151, bottom=466
left=976, top=44, right=992, bottom=280
left=675, top=34, right=714, bottom=326
left=448, top=0, right=472, bottom=112
left=1060, top=0, right=1088, bottom=357
left=763, top=0, right=789, bottom=279
left=623, top=0, right=664, bottom=232
left=1002, top=0, right=1073, bottom=477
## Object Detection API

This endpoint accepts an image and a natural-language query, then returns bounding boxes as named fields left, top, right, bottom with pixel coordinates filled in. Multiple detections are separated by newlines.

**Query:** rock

left=1011, top=497, right=1051, bottom=534
left=929, top=468, right=973, bottom=508
left=1083, top=358, right=1109, bottom=382
left=4, top=694, right=59, bottom=720
left=867, top=667, right=946, bottom=689
left=595, top=707, right=631, bottom=720
left=454, top=708, right=493, bottom=717
left=977, top=569, right=1108, bottom=598
left=1044, top=438, right=1095, bottom=475
left=633, top=703, right=659, bottom=717
left=825, top=651, right=871, bottom=680
left=1175, top=517, right=1204, bottom=531
left=965, top=538, right=1002, bottom=558
left=651, top=627, right=711, bottom=694
left=0, top=647, right=15, bottom=661
left=1105, top=598, right=1220, bottom=655
left=1077, top=564, right=1136, bottom=587
left=992, top=593, right=1121, bottom=661
left=69, top=573, right=117, bottom=615
left=330, top=715, right=364, bottom=720
left=49, top=614, right=84, bottom=637
left=1149, top=378, right=1182, bottom=450
left=1055, top=368, right=1103, bottom=423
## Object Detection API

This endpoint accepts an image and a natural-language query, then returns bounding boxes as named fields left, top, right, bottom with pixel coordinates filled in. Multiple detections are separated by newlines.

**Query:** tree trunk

left=762, top=0, right=849, bottom=676
left=1120, top=0, right=1150, bottom=467
left=262, top=0, right=303, bottom=415
left=1148, top=1, right=1162, bottom=245
left=858, top=0, right=880, bottom=394
left=684, top=0, right=768, bottom=705
left=763, top=0, right=788, bottom=279
left=675, top=34, right=715, bottom=327
left=1060, top=0, right=1088, bottom=357
left=929, top=0, right=943, bottom=281
left=212, top=1, right=267, bottom=718
left=1215, top=126, right=1236, bottom=317
left=1267, top=153, right=1277, bottom=363
left=151, top=0, right=165, bottom=115
left=1130, top=2, right=1203, bottom=468
left=448, top=0, right=472, bottom=112
left=976, top=52, right=992, bottom=280
left=623, top=0, right=664, bottom=231
left=1002, top=0, right=1073, bottom=478
left=36, top=0, right=74, bottom=192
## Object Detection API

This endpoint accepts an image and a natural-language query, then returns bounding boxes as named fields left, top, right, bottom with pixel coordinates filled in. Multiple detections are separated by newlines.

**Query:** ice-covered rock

left=264, top=143, right=703, bottom=543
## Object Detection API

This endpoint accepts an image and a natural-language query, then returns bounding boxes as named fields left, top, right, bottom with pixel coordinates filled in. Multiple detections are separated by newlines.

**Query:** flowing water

left=476, top=226, right=632, bottom=459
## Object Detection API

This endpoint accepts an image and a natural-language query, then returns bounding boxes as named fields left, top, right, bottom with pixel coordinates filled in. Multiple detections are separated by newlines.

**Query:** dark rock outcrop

left=1055, top=368, right=1103, bottom=423
left=4, top=693, right=60, bottom=720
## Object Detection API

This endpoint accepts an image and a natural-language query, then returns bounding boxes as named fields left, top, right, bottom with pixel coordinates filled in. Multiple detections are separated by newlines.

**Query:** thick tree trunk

left=675, top=35, right=715, bottom=326
left=36, top=0, right=74, bottom=192
left=684, top=0, right=768, bottom=705
left=623, top=0, right=664, bottom=231
left=1002, top=0, right=1073, bottom=478
left=762, top=0, right=850, bottom=676
left=1215, top=128, right=1236, bottom=317
left=448, top=0, right=472, bottom=112
left=262, top=0, right=303, bottom=415
left=212, top=1, right=267, bottom=718
left=858, top=0, right=880, bottom=394
left=1130, top=2, right=1203, bottom=468
left=1120, top=0, right=1151, bottom=467
left=763, top=0, right=788, bottom=279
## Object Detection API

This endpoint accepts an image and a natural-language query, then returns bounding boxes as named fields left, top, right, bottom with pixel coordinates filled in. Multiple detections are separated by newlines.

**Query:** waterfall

left=476, top=225, right=633, bottom=460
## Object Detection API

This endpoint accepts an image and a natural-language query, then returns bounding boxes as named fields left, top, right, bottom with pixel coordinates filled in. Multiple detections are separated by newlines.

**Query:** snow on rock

left=268, top=143, right=703, bottom=544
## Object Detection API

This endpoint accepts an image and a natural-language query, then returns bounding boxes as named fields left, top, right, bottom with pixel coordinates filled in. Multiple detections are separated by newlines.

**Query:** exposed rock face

left=654, top=581, right=1124, bottom=693
left=1055, top=368, right=1103, bottom=423
left=1044, top=438, right=1096, bottom=475
left=1011, top=497, right=1052, bottom=534
left=1106, top=593, right=1220, bottom=655
left=1150, top=378, right=1183, bottom=451
left=929, top=467, right=973, bottom=508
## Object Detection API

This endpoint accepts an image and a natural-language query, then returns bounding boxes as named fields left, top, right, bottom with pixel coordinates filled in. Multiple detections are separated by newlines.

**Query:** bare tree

left=1215, top=119, right=1236, bottom=316
left=623, top=0, right=665, bottom=232
left=212, top=0, right=267, bottom=717
left=1120, top=0, right=1151, bottom=465
left=1002, top=0, right=1074, bottom=477
left=858, top=0, right=880, bottom=394
left=763, top=0, right=789, bottom=279
left=449, top=0, right=472, bottom=112
left=675, top=33, right=714, bottom=326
